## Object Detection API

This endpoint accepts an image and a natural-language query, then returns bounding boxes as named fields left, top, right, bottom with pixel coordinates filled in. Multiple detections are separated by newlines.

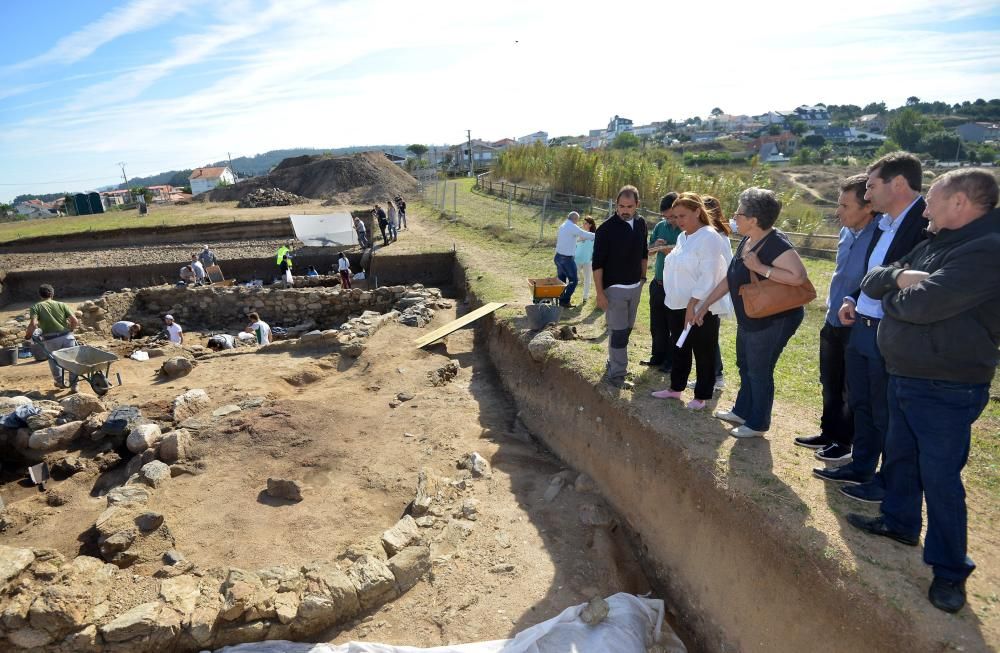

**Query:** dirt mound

left=236, top=187, right=308, bottom=208
left=204, top=151, right=418, bottom=205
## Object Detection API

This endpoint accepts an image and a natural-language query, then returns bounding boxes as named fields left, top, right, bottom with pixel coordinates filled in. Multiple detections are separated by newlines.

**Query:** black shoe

left=812, top=466, right=870, bottom=485
left=845, top=514, right=919, bottom=546
left=928, top=577, right=966, bottom=613
left=602, top=375, right=625, bottom=389
left=840, top=481, right=885, bottom=504
left=639, top=359, right=665, bottom=366
left=816, top=443, right=853, bottom=462
left=795, top=434, right=831, bottom=450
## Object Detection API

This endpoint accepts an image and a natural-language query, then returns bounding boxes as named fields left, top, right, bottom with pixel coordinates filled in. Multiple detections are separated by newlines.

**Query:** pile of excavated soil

left=204, top=151, right=418, bottom=206
left=237, top=188, right=309, bottom=208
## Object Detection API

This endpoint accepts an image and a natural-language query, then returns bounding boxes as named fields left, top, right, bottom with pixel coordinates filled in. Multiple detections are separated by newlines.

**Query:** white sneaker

left=730, top=425, right=764, bottom=438
left=712, top=409, right=745, bottom=425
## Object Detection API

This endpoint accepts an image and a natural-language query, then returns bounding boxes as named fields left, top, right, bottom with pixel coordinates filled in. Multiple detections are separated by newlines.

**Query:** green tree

left=792, top=147, right=816, bottom=165
left=875, top=138, right=902, bottom=158
left=130, top=186, right=153, bottom=203
left=710, top=107, right=724, bottom=116
left=917, top=131, right=964, bottom=160
left=789, top=120, right=808, bottom=136
left=906, top=96, right=920, bottom=106
left=801, top=134, right=826, bottom=148
left=818, top=144, right=834, bottom=163
left=406, top=144, right=429, bottom=158
left=767, top=124, right=782, bottom=136
left=612, top=132, right=640, bottom=149
left=886, top=108, right=925, bottom=150
left=863, top=101, right=887, bottom=114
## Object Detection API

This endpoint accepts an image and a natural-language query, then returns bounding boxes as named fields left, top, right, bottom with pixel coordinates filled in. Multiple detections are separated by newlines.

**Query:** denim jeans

left=819, top=322, right=854, bottom=445
left=844, top=318, right=888, bottom=480
left=733, top=310, right=803, bottom=431
left=553, top=254, right=578, bottom=306
left=41, top=333, right=79, bottom=385
left=881, top=375, right=988, bottom=581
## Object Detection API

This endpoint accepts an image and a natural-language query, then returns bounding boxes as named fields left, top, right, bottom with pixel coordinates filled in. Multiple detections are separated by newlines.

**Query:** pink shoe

left=651, top=388, right=683, bottom=399
left=686, top=399, right=706, bottom=410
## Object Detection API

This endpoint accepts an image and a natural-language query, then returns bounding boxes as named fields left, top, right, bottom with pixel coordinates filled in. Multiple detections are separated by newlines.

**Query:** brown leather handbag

left=740, top=270, right=817, bottom=318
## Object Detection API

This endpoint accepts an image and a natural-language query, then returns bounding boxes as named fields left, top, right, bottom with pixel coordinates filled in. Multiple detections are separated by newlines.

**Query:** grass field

left=415, top=177, right=999, bottom=498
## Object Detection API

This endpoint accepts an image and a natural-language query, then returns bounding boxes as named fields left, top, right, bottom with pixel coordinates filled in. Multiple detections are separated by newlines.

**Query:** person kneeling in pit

left=111, top=320, right=142, bottom=341
left=206, top=333, right=236, bottom=351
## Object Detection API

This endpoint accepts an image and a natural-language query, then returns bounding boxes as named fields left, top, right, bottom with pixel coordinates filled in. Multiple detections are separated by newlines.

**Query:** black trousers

left=819, top=322, right=854, bottom=445
left=648, top=281, right=674, bottom=368
left=667, top=308, right=720, bottom=400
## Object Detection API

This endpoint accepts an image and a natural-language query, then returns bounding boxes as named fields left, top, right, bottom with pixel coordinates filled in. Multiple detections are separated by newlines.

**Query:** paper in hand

left=675, top=323, right=692, bottom=348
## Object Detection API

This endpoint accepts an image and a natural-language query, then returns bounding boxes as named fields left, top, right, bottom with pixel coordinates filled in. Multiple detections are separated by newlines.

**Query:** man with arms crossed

left=847, top=169, right=999, bottom=613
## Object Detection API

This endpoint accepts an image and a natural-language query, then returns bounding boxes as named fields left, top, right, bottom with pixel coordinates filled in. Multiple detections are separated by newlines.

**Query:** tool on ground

left=29, top=462, right=50, bottom=491
left=413, top=302, right=507, bottom=348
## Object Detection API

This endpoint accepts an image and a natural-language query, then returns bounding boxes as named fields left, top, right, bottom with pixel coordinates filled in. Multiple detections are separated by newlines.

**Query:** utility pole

left=117, top=162, right=129, bottom=188
left=466, top=129, right=473, bottom=177
left=227, top=152, right=235, bottom=178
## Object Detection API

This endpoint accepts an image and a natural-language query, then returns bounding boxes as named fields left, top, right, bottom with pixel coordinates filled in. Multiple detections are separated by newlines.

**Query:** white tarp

left=214, top=593, right=686, bottom=653
left=290, top=212, right=357, bottom=247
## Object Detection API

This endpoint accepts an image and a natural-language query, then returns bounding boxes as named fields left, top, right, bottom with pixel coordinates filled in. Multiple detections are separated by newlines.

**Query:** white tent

left=290, top=211, right=357, bottom=247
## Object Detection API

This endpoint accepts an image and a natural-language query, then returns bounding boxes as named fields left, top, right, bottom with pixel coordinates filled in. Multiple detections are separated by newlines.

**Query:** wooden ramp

left=414, top=302, right=507, bottom=348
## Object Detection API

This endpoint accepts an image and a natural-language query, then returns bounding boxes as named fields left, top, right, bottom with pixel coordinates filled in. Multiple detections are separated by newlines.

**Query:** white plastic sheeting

left=213, top=593, right=685, bottom=653
left=290, top=212, right=357, bottom=247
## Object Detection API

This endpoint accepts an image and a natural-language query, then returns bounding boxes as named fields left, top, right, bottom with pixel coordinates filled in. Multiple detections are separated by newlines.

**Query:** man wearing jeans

left=24, top=284, right=79, bottom=391
left=815, top=152, right=927, bottom=501
left=593, top=185, right=648, bottom=388
left=553, top=211, right=595, bottom=307
left=846, top=168, right=999, bottom=613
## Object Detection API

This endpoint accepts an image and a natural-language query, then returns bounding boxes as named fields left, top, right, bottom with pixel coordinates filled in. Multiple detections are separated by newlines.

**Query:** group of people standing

left=365, top=197, right=407, bottom=248
left=567, top=153, right=999, bottom=613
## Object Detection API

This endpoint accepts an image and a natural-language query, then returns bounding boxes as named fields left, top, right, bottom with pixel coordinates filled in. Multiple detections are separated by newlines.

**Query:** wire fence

left=413, top=169, right=839, bottom=259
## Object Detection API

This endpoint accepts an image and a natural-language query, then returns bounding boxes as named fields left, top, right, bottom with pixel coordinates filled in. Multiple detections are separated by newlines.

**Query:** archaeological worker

left=650, top=193, right=733, bottom=410
left=694, top=187, right=809, bottom=438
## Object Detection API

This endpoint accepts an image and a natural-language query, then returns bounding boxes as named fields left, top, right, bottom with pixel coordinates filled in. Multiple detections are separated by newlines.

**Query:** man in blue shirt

left=795, top=175, right=876, bottom=461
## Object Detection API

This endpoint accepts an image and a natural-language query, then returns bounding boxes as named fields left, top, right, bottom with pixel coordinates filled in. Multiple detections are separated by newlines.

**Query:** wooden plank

left=414, top=302, right=507, bottom=348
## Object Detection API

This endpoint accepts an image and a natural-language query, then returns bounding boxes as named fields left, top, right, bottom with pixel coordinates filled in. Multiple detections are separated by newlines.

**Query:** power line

left=0, top=175, right=115, bottom=185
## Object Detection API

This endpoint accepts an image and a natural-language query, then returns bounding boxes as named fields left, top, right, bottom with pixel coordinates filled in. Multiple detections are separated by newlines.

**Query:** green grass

left=415, top=179, right=999, bottom=500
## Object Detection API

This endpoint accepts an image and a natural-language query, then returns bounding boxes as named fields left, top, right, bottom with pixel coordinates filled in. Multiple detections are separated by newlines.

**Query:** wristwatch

left=764, top=267, right=773, bottom=279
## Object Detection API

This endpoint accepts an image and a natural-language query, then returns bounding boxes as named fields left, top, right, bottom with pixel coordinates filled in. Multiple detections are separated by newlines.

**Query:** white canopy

left=290, top=211, right=358, bottom=247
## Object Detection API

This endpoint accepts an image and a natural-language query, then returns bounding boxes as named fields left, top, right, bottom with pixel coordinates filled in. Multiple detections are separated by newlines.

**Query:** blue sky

left=2, top=0, right=999, bottom=203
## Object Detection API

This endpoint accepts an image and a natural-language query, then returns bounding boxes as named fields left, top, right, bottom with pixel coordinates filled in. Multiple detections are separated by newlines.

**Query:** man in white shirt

left=554, top=211, right=596, bottom=307
left=246, top=312, right=272, bottom=345
left=164, top=314, right=183, bottom=344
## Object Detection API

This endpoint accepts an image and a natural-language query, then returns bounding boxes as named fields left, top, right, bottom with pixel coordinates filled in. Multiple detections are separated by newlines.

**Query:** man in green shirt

left=24, top=284, right=80, bottom=390
left=641, top=193, right=681, bottom=373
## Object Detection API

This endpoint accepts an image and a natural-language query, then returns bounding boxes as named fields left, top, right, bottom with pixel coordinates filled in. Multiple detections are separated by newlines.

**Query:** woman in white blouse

left=651, top=193, right=733, bottom=410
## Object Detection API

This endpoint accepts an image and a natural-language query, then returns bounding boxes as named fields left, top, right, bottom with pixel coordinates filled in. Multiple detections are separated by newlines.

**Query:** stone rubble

left=236, top=188, right=308, bottom=208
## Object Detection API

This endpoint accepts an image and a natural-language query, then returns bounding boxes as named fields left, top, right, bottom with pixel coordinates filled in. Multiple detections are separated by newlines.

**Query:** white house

left=606, top=115, right=634, bottom=137
left=516, top=131, right=548, bottom=145
left=956, top=122, right=1000, bottom=143
left=189, top=166, right=236, bottom=195
left=15, top=199, right=56, bottom=218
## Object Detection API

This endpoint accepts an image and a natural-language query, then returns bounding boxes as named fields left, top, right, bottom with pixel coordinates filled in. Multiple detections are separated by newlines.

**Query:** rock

left=574, top=473, right=596, bottom=493
left=489, top=563, right=515, bottom=574
left=396, top=392, right=414, bottom=402
left=51, top=455, right=89, bottom=477
left=94, top=451, right=122, bottom=472
left=62, top=623, right=99, bottom=652
left=160, top=356, right=194, bottom=379
left=106, top=486, right=150, bottom=507
left=28, top=584, right=92, bottom=636
left=274, top=592, right=299, bottom=624
left=415, top=516, right=436, bottom=528
left=170, top=462, right=204, bottom=477
left=27, top=411, right=58, bottom=431
left=543, top=475, right=566, bottom=502
left=212, top=404, right=242, bottom=417
left=146, top=348, right=166, bottom=358
left=458, top=451, right=491, bottom=478
left=339, top=536, right=388, bottom=562
left=387, top=546, right=430, bottom=593
left=83, top=411, right=109, bottom=440
left=341, top=341, right=364, bottom=357
left=45, top=489, right=70, bottom=507
left=0, top=396, right=33, bottom=412
left=159, top=574, right=200, bottom=614
left=428, top=360, right=460, bottom=386
left=139, top=461, right=171, bottom=488
left=58, top=393, right=104, bottom=420
left=135, top=512, right=164, bottom=532
left=27, top=421, right=83, bottom=451
left=164, top=549, right=185, bottom=565
left=381, top=515, right=421, bottom=557
left=220, top=568, right=263, bottom=621
left=102, top=406, right=141, bottom=436
left=459, top=498, right=479, bottom=521
left=579, top=503, right=614, bottom=528
left=580, top=596, right=610, bottom=625
left=100, top=601, right=178, bottom=643
left=528, top=330, right=558, bottom=361
left=347, top=555, right=398, bottom=610
left=7, top=627, right=52, bottom=648
left=0, top=545, right=35, bottom=587
left=172, top=389, right=210, bottom=421
left=126, top=423, right=162, bottom=453
left=266, top=478, right=304, bottom=502
left=158, top=429, right=191, bottom=464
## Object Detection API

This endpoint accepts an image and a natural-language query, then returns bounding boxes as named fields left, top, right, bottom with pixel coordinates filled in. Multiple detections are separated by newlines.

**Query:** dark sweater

left=862, top=208, right=1000, bottom=384
left=592, top=214, right=648, bottom=289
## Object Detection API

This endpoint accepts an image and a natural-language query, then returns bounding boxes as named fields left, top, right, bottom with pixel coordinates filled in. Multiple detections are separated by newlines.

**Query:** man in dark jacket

left=593, top=185, right=648, bottom=389
left=815, top=152, right=928, bottom=502
left=846, top=168, right=1000, bottom=614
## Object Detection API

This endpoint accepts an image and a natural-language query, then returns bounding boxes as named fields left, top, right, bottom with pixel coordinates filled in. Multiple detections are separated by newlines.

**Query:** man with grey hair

left=593, top=185, right=648, bottom=388
left=846, top=168, right=1000, bottom=613
left=554, top=210, right=595, bottom=307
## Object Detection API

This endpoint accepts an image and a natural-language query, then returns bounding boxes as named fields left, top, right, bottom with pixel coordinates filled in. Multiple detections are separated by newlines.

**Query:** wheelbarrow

left=525, top=277, right=566, bottom=329
left=49, top=345, right=120, bottom=396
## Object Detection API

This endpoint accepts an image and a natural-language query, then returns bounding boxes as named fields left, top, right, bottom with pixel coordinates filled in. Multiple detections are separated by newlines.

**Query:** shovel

left=28, top=462, right=50, bottom=491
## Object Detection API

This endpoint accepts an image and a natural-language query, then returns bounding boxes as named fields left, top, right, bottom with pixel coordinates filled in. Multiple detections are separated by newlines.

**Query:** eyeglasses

left=732, top=213, right=749, bottom=220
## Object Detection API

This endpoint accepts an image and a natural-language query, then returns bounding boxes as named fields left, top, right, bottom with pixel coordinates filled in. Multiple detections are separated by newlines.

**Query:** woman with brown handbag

left=693, top=188, right=811, bottom=438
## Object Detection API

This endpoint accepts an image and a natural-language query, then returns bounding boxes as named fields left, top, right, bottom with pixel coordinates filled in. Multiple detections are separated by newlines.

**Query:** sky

left=2, top=0, right=999, bottom=203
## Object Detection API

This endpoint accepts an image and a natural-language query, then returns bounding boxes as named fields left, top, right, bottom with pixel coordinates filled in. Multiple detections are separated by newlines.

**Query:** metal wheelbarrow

left=525, top=277, right=566, bottom=329
left=49, top=345, right=120, bottom=396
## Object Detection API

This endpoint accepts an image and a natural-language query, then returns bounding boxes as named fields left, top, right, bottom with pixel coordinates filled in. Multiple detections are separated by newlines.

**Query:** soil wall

left=0, top=252, right=456, bottom=307
left=477, top=315, right=926, bottom=653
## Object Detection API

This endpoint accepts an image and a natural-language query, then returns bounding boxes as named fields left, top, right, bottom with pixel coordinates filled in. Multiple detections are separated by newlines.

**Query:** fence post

left=453, top=182, right=457, bottom=216
left=507, top=188, right=513, bottom=230
left=539, top=192, right=549, bottom=240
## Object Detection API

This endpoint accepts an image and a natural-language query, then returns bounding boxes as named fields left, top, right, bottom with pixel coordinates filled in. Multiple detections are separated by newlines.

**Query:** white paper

left=129, top=351, right=149, bottom=361
left=675, top=323, right=692, bottom=348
